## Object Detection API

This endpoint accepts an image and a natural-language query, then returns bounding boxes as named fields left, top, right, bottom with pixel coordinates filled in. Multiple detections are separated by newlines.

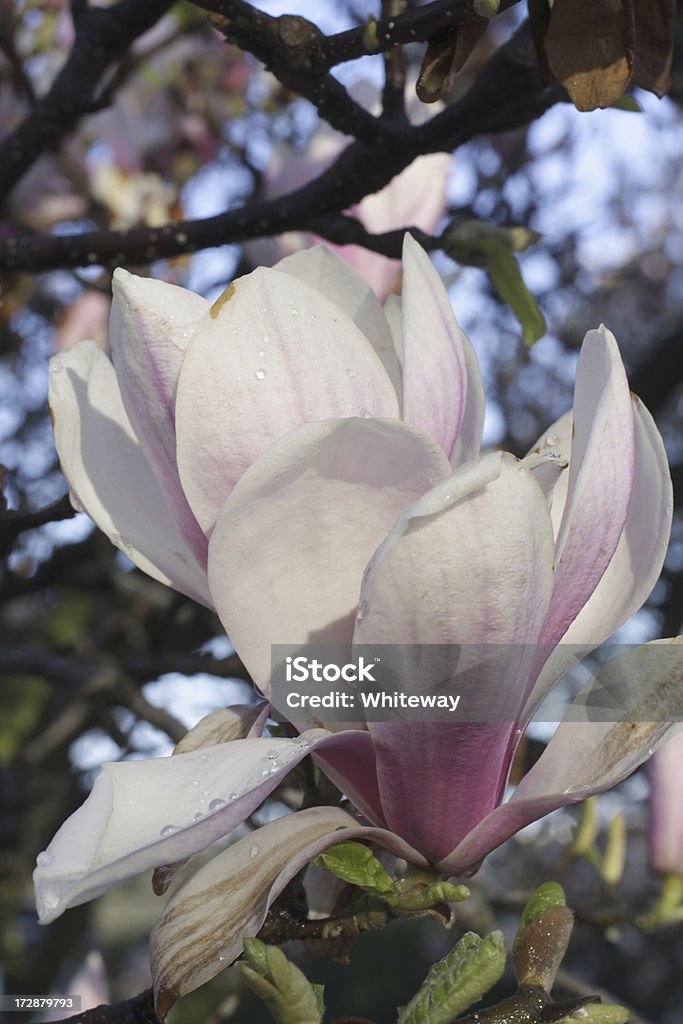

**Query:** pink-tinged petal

left=150, top=807, right=427, bottom=1017
left=401, top=235, right=484, bottom=463
left=175, top=268, right=399, bottom=534
left=48, top=343, right=211, bottom=607
left=441, top=639, right=683, bottom=876
left=208, top=417, right=451, bottom=692
left=313, top=729, right=387, bottom=828
left=33, top=729, right=331, bottom=923
left=650, top=730, right=683, bottom=875
left=110, top=270, right=209, bottom=563
left=524, top=394, right=672, bottom=718
left=355, top=453, right=555, bottom=863
left=539, top=326, right=636, bottom=647
left=274, top=246, right=402, bottom=399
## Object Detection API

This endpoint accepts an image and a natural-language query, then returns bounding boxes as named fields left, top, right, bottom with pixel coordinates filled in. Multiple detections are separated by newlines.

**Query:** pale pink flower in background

left=38, top=236, right=679, bottom=1012
left=250, top=83, right=452, bottom=300
left=649, top=731, right=683, bottom=875
left=55, top=291, right=110, bottom=354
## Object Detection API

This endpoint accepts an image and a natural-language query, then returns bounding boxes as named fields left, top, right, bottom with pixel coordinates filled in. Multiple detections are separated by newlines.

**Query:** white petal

left=109, top=270, right=209, bottom=561
left=33, top=730, right=330, bottom=924
left=274, top=245, right=402, bottom=399
left=208, top=417, right=451, bottom=691
left=175, top=267, right=399, bottom=533
left=49, top=343, right=210, bottom=605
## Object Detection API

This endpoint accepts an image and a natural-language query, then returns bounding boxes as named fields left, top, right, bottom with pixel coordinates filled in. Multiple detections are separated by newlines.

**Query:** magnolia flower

left=40, top=238, right=680, bottom=1015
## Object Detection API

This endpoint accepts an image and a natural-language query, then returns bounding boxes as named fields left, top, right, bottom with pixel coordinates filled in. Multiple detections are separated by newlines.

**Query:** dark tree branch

left=0, top=494, right=76, bottom=561
left=194, top=0, right=520, bottom=73
left=0, top=23, right=563, bottom=273
left=200, top=1, right=406, bottom=145
left=33, top=988, right=158, bottom=1024
left=0, top=0, right=172, bottom=202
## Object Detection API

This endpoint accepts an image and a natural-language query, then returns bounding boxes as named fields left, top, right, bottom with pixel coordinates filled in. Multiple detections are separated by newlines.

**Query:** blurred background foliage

left=1, top=2, right=683, bottom=1023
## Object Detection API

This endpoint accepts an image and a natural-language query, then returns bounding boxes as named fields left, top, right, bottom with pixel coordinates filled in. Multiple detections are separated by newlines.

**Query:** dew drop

left=290, top=307, right=299, bottom=317
left=267, top=750, right=277, bottom=760
left=229, top=791, right=238, bottom=800
left=257, top=349, right=266, bottom=359
left=50, top=362, right=63, bottom=374
left=255, top=369, right=266, bottom=381
left=356, top=599, right=368, bottom=623
left=209, top=798, right=227, bottom=813
left=545, top=433, right=560, bottom=446
left=160, top=824, right=179, bottom=837
left=193, top=811, right=204, bottom=822
left=199, top=753, right=209, bottom=762
left=191, top=779, right=200, bottom=788
left=250, top=844, right=260, bottom=859
left=262, top=334, right=270, bottom=344
left=36, top=850, right=53, bottom=867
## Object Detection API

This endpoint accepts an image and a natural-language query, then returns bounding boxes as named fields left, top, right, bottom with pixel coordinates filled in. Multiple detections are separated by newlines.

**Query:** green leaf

left=238, top=938, right=324, bottom=1024
left=315, top=841, right=394, bottom=895
left=397, top=931, right=506, bottom=1024
left=487, top=247, right=546, bottom=345
left=389, top=879, right=469, bottom=912
left=513, top=882, right=566, bottom=957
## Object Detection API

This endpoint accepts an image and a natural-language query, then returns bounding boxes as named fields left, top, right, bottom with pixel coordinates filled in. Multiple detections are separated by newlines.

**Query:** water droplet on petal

left=193, top=811, right=204, bottom=822
left=36, top=850, right=53, bottom=867
left=199, top=753, right=209, bottom=761
left=290, top=307, right=299, bottom=316
left=50, top=362, right=63, bottom=374
left=356, top=600, right=368, bottom=623
left=228, top=791, right=238, bottom=800
left=160, top=824, right=179, bottom=837
left=267, top=750, right=277, bottom=760
left=255, top=369, right=266, bottom=380
left=192, top=779, right=200, bottom=788
left=262, top=334, right=270, bottom=344
left=209, top=798, right=227, bottom=813
left=250, top=844, right=260, bottom=859
left=257, top=349, right=266, bottom=359
left=545, top=433, right=560, bottom=446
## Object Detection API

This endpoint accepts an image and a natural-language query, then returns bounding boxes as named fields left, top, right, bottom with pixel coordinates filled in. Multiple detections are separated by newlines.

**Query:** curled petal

left=401, top=234, right=484, bottom=463
left=525, top=392, right=673, bottom=718
left=175, top=268, right=399, bottom=533
left=540, top=326, right=636, bottom=647
left=441, top=639, right=683, bottom=875
left=208, top=417, right=451, bottom=691
left=109, top=270, right=209, bottom=563
left=150, top=807, right=426, bottom=1018
left=48, top=343, right=210, bottom=606
left=33, top=730, right=331, bottom=924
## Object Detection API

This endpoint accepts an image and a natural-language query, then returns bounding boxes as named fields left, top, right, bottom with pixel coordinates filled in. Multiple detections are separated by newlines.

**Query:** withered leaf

left=543, top=0, right=635, bottom=111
